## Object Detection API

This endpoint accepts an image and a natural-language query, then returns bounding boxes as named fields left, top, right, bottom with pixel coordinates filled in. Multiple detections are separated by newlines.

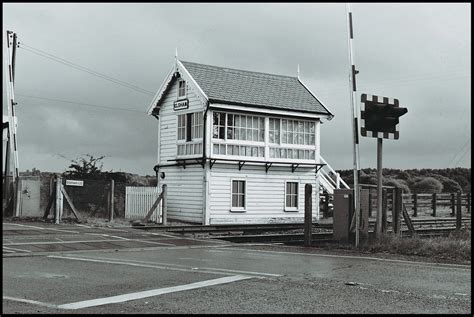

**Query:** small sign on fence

left=65, top=179, right=84, bottom=187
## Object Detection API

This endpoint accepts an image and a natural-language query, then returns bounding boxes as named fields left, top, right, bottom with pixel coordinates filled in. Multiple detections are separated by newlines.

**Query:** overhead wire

left=448, top=137, right=471, bottom=167
left=19, top=43, right=155, bottom=96
left=14, top=92, right=147, bottom=115
left=452, top=144, right=471, bottom=168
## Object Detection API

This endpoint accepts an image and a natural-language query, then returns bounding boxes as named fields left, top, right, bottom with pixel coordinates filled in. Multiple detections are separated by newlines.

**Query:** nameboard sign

left=66, top=180, right=84, bottom=187
left=173, top=99, right=189, bottom=111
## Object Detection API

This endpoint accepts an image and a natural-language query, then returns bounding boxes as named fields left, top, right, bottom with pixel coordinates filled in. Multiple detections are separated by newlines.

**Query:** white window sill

left=230, top=208, right=246, bottom=213
left=284, top=208, right=299, bottom=212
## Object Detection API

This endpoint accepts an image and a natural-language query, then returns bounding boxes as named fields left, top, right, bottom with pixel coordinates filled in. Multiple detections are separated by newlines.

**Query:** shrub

left=412, top=177, right=443, bottom=193
left=384, top=178, right=411, bottom=193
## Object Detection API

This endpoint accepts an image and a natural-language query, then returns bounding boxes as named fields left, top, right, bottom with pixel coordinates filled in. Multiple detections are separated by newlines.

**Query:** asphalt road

left=2, top=222, right=471, bottom=314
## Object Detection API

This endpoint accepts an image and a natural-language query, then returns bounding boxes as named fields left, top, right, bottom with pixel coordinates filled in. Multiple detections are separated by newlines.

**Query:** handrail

left=320, top=156, right=350, bottom=189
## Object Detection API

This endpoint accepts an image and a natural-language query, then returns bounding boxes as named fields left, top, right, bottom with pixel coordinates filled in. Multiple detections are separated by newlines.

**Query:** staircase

left=318, top=156, right=350, bottom=194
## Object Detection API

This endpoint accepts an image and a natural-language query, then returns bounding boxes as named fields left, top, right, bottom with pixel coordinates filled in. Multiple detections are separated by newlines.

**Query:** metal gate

left=125, top=186, right=161, bottom=222
left=19, top=176, right=41, bottom=217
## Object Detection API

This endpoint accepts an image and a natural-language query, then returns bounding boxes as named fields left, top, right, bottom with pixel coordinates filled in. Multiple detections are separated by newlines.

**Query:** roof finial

left=175, top=47, right=178, bottom=61
left=297, top=64, right=300, bottom=79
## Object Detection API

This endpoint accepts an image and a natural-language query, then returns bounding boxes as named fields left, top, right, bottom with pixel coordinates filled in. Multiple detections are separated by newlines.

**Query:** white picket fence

left=125, top=186, right=161, bottom=222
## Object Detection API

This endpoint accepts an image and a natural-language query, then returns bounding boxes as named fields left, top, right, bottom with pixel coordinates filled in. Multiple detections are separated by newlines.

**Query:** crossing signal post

left=360, top=94, right=407, bottom=236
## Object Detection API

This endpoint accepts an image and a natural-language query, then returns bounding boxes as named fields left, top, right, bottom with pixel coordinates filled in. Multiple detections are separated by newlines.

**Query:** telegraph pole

left=346, top=3, right=361, bottom=247
left=4, top=30, right=20, bottom=216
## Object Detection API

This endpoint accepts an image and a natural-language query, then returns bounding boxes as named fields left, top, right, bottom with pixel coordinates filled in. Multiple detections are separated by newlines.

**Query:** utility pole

left=4, top=30, right=20, bottom=216
left=346, top=3, right=361, bottom=247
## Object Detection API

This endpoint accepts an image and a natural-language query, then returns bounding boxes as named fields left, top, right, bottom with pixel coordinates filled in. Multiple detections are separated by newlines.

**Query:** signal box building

left=147, top=59, right=335, bottom=225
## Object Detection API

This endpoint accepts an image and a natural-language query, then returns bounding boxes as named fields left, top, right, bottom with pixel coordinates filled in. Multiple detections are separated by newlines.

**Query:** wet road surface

left=2, top=221, right=471, bottom=314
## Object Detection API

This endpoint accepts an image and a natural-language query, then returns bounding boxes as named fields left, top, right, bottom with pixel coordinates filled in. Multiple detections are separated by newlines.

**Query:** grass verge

left=357, top=229, right=471, bottom=263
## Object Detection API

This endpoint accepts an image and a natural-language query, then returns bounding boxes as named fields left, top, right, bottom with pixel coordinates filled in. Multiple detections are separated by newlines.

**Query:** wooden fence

left=402, top=192, right=471, bottom=217
left=125, top=186, right=161, bottom=222
left=322, top=189, right=471, bottom=219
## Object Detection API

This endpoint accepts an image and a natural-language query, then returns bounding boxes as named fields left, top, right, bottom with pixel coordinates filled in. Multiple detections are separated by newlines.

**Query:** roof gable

left=181, top=61, right=332, bottom=116
left=148, top=60, right=333, bottom=117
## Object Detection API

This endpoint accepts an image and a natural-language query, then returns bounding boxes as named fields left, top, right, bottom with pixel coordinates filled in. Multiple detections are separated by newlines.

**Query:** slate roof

left=180, top=61, right=332, bottom=116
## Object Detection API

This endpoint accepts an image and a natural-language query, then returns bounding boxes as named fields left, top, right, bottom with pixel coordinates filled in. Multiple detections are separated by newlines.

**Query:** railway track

left=132, top=217, right=470, bottom=243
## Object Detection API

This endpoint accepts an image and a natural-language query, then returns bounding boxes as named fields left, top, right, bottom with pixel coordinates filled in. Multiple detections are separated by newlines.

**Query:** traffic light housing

left=361, top=94, right=407, bottom=139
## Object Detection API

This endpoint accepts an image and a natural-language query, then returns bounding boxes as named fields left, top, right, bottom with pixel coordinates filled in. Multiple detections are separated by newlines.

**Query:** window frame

left=284, top=180, right=299, bottom=212
left=177, top=79, right=186, bottom=99
left=176, top=111, right=204, bottom=158
left=210, top=111, right=319, bottom=163
left=230, top=178, right=247, bottom=212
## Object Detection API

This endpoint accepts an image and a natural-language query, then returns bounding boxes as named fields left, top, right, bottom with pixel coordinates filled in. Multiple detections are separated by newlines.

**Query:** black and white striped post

left=4, top=30, right=21, bottom=217
left=346, top=4, right=361, bottom=247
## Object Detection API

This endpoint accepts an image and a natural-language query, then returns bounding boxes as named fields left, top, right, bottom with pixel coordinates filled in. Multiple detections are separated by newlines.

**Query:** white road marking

left=57, top=275, right=252, bottom=309
left=228, top=247, right=472, bottom=269
left=3, top=246, right=32, bottom=253
left=3, top=223, right=79, bottom=233
left=75, top=224, right=92, bottom=228
left=209, top=249, right=278, bottom=257
left=4, top=239, right=137, bottom=246
left=47, top=254, right=281, bottom=277
left=105, top=235, right=130, bottom=240
left=128, top=239, right=176, bottom=246
left=3, top=296, right=58, bottom=309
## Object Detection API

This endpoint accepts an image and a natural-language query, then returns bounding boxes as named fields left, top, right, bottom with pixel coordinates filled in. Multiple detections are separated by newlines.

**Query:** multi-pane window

left=213, top=112, right=265, bottom=158
left=213, top=112, right=264, bottom=142
left=281, top=119, right=315, bottom=145
left=226, top=114, right=265, bottom=142
left=213, top=144, right=265, bottom=157
left=269, top=118, right=280, bottom=144
left=177, top=112, right=203, bottom=157
left=178, top=80, right=186, bottom=98
left=269, top=148, right=315, bottom=160
left=178, top=112, right=203, bottom=141
left=177, top=114, right=186, bottom=141
left=285, top=182, right=299, bottom=209
left=211, top=112, right=317, bottom=160
left=231, top=180, right=246, bottom=209
left=192, top=112, right=203, bottom=139
left=212, top=112, right=226, bottom=139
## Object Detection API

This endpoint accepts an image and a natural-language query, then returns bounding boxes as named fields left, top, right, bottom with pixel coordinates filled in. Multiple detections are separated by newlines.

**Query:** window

left=192, top=112, right=203, bottom=139
left=281, top=119, right=315, bottom=145
left=212, top=111, right=265, bottom=158
left=177, top=114, right=186, bottom=141
left=212, top=112, right=226, bottom=139
left=285, top=182, right=299, bottom=210
left=269, top=118, right=280, bottom=144
left=177, top=112, right=203, bottom=157
left=231, top=180, right=246, bottom=210
left=178, top=80, right=186, bottom=98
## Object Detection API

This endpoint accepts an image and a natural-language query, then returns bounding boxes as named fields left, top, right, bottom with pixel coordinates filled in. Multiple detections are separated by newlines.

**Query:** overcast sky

left=3, top=3, right=471, bottom=176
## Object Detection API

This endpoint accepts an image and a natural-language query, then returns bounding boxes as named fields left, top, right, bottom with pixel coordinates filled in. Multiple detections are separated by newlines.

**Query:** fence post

left=304, top=184, right=312, bottom=247
left=368, top=190, right=372, bottom=218
left=162, top=184, right=167, bottom=225
left=109, top=179, right=114, bottom=222
left=391, top=189, right=396, bottom=224
left=431, top=193, right=437, bottom=217
left=413, top=192, right=418, bottom=217
left=456, top=191, right=462, bottom=231
left=467, top=193, right=470, bottom=213
left=55, top=175, right=62, bottom=224
left=393, top=188, right=402, bottom=235
left=324, top=192, right=329, bottom=218
left=382, top=188, right=387, bottom=232
left=451, top=193, right=456, bottom=216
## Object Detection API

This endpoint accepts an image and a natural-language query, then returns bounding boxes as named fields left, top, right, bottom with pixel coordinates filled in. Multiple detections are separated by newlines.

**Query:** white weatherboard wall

left=158, top=79, right=206, bottom=163
left=208, top=164, right=319, bottom=224
left=160, top=165, right=204, bottom=223
left=155, top=75, right=206, bottom=224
